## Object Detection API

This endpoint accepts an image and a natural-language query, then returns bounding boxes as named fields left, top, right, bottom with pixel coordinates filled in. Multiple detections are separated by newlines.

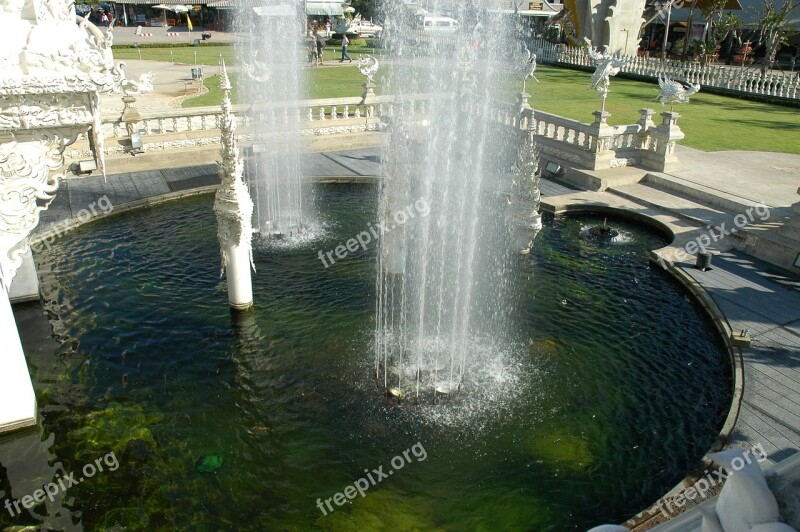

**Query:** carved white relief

left=0, top=4, right=135, bottom=288
left=0, top=136, right=64, bottom=289
left=213, top=64, right=254, bottom=276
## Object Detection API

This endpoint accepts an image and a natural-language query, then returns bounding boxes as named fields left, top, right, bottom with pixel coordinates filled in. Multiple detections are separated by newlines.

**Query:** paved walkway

left=38, top=149, right=383, bottom=232
left=110, top=25, right=242, bottom=45
left=681, top=252, right=800, bottom=464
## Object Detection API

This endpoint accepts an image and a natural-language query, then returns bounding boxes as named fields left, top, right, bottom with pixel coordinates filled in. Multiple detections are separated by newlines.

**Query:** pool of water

left=3, top=186, right=731, bottom=530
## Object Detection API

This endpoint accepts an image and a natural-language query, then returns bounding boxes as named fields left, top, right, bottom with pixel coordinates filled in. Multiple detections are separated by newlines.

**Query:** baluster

left=331, top=106, right=338, bottom=120
left=344, top=105, right=350, bottom=118
left=355, top=106, right=362, bottom=118
left=319, top=106, right=326, bottom=120
left=308, top=107, right=314, bottom=122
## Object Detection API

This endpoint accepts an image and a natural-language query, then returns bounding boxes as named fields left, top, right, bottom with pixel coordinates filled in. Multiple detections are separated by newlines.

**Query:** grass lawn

left=157, top=47, right=799, bottom=153
left=112, top=46, right=237, bottom=66
left=525, top=66, right=800, bottom=153
left=112, top=43, right=379, bottom=66
left=183, top=66, right=377, bottom=108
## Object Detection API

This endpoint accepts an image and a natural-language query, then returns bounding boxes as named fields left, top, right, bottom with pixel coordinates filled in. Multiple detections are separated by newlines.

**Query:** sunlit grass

left=132, top=45, right=800, bottom=153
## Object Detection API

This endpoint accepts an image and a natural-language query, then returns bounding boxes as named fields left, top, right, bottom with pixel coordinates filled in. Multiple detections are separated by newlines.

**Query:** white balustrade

left=531, top=37, right=799, bottom=101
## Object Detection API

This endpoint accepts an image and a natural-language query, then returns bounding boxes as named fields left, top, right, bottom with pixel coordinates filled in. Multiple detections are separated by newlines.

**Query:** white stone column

left=222, top=239, right=253, bottom=310
left=642, top=111, right=685, bottom=172
left=214, top=62, right=255, bottom=311
left=9, top=250, right=40, bottom=303
left=0, top=286, right=37, bottom=433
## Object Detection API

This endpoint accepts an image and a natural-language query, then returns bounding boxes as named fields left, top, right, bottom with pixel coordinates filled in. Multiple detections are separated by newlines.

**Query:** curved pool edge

left=623, top=261, right=744, bottom=530
left=542, top=200, right=744, bottom=530
left=30, top=185, right=218, bottom=248
left=30, top=181, right=744, bottom=530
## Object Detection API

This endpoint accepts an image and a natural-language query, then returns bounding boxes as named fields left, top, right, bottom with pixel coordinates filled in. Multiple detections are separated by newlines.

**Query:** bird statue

left=357, top=55, right=380, bottom=85
left=656, top=75, right=700, bottom=111
left=242, top=58, right=270, bottom=83
left=117, top=64, right=155, bottom=96
left=514, top=43, right=539, bottom=93
left=584, top=37, right=627, bottom=109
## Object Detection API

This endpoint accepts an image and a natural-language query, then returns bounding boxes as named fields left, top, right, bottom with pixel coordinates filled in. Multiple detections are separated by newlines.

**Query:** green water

left=2, top=186, right=730, bottom=530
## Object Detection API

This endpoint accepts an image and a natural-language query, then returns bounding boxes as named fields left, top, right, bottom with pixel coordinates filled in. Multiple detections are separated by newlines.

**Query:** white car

left=420, top=15, right=459, bottom=34
left=355, top=20, right=383, bottom=38
left=333, top=15, right=382, bottom=38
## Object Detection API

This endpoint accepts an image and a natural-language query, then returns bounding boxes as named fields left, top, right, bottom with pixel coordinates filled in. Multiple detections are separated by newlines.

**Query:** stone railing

left=66, top=94, right=433, bottom=158
left=69, top=91, right=682, bottom=173
left=491, top=101, right=682, bottom=172
left=531, top=37, right=800, bottom=101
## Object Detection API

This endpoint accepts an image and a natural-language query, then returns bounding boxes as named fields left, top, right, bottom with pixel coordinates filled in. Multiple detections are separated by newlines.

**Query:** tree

left=700, top=0, right=742, bottom=48
left=753, top=0, right=798, bottom=72
left=349, top=0, right=376, bottom=19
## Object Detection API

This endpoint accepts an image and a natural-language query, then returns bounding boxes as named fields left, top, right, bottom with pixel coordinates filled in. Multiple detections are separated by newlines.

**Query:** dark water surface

left=2, top=187, right=730, bottom=530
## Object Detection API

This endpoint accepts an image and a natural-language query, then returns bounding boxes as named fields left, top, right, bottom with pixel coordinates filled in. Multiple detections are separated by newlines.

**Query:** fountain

left=374, top=3, right=540, bottom=400
left=0, top=1, right=739, bottom=529
left=237, top=3, right=309, bottom=240
left=586, top=218, right=620, bottom=240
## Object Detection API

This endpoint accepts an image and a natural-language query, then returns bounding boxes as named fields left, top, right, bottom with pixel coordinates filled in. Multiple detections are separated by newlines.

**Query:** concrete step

left=68, top=132, right=386, bottom=176
left=609, top=182, right=730, bottom=228
left=644, top=172, right=768, bottom=213
left=554, top=165, right=648, bottom=192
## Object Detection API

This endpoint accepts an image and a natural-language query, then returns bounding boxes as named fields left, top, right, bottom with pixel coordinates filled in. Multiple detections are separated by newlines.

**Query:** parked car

left=356, top=19, right=383, bottom=38
left=419, top=15, right=459, bottom=34
left=332, top=14, right=383, bottom=38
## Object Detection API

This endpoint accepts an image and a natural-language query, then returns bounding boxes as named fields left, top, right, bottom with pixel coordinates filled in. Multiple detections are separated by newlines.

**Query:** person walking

left=315, top=33, right=326, bottom=66
left=339, top=34, right=352, bottom=63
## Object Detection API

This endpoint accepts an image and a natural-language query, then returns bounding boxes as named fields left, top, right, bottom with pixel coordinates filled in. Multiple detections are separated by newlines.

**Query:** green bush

left=112, top=42, right=232, bottom=49
left=328, top=37, right=368, bottom=47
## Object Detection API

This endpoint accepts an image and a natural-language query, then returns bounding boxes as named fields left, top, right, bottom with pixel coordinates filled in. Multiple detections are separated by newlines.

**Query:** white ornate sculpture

left=213, top=61, right=255, bottom=310
left=572, top=0, right=647, bottom=57
left=584, top=37, right=628, bottom=111
left=358, top=56, right=379, bottom=85
left=120, top=70, right=155, bottom=96
left=0, top=1, right=137, bottom=290
left=0, top=0, right=140, bottom=434
left=358, top=56, right=379, bottom=104
left=508, top=120, right=543, bottom=255
left=241, top=58, right=270, bottom=83
left=657, top=75, right=700, bottom=111
left=515, top=43, right=539, bottom=94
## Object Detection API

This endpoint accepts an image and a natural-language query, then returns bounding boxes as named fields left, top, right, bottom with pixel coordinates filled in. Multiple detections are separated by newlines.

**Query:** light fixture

left=130, top=132, right=144, bottom=154
left=77, top=159, right=97, bottom=175
left=544, top=161, right=563, bottom=176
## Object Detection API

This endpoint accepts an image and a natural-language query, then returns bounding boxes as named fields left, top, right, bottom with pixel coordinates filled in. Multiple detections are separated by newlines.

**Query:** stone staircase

left=547, top=167, right=800, bottom=275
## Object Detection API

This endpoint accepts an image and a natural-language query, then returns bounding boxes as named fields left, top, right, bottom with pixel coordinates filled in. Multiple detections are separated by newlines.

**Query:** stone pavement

left=110, top=25, right=242, bottom=45
left=37, top=149, right=383, bottom=233
left=680, top=252, right=800, bottom=465
left=100, top=60, right=225, bottom=116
